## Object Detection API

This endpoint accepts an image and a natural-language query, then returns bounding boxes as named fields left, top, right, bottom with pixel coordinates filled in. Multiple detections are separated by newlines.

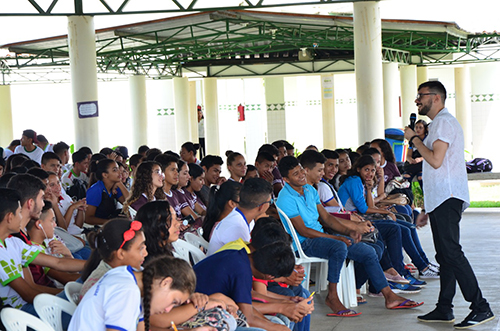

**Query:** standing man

left=404, top=81, right=494, bottom=329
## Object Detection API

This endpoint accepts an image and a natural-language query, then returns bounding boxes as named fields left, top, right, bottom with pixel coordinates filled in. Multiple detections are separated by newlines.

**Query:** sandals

left=389, top=299, right=424, bottom=309
left=327, top=309, right=362, bottom=317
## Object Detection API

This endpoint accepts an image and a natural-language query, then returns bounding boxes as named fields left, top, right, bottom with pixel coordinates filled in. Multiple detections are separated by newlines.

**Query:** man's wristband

left=409, top=135, right=420, bottom=146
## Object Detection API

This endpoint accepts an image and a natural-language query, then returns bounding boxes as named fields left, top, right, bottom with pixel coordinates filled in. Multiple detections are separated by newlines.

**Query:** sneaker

left=417, top=309, right=455, bottom=323
left=388, top=281, right=421, bottom=294
left=428, top=262, right=440, bottom=273
left=454, top=310, right=495, bottom=329
left=404, top=274, right=427, bottom=287
left=420, top=267, right=440, bottom=279
left=384, top=272, right=410, bottom=284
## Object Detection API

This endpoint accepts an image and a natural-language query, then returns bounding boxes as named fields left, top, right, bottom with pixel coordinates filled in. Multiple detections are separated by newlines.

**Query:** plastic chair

left=128, top=207, right=137, bottom=219
left=172, top=239, right=206, bottom=265
left=338, top=260, right=357, bottom=308
left=34, top=293, right=76, bottom=331
left=64, top=281, right=83, bottom=306
left=1, top=307, right=55, bottom=331
left=184, top=232, right=209, bottom=252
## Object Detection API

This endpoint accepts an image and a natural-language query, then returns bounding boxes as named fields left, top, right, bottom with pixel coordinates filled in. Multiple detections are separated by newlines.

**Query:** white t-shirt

left=58, top=193, right=82, bottom=235
left=317, top=180, right=342, bottom=213
left=13, top=145, right=44, bottom=164
left=207, top=208, right=254, bottom=256
left=69, top=265, right=143, bottom=331
left=0, top=237, right=40, bottom=308
left=61, top=169, right=89, bottom=191
left=423, top=108, right=470, bottom=213
left=3, top=149, right=13, bottom=160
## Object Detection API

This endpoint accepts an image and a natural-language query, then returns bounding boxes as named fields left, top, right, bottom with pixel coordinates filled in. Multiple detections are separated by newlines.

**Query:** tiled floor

left=308, top=208, right=500, bottom=331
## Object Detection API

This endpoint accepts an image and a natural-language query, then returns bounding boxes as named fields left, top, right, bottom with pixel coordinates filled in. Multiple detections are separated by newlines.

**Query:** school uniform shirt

left=317, top=179, right=343, bottom=213
left=207, top=208, right=254, bottom=256
left=13, top=145, right=44, bottom=164
left=165, top=190, right=182, bottom=220
left=0, top=237, right=40, bottom=308
left=86, top=180, right=123, bottom=219
left=69, top=265, right=143, bottom=331
left=61, top=169, right=89, bottom=191
left=193, top=248, right=253, bottom=305
left=173, top=189, right=190, bottom=211
left=58, top=193, right=82, bottom=235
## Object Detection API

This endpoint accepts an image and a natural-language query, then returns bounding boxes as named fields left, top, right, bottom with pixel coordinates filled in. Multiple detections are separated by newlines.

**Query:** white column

left=173, top=77, right=190, bottom=148
left=188, top=81, right=198, bottom=143
left=321, top=75, right=336, bottom=149
left=129, top=75, right=148, bottom=153
left=383, top=62, right=402, bottom=129
left=0, top=85, right=13, bottom=147
left=455, top=65, right=473, bottom=154
left=203, top=78, right=220, bottom=155
left=264, top=77, right=286, bottom=143
left=68, top=16, right=99, bottom=151
left=353, top=1, right=385, bottom=144
left=417, top=66, right=428, bottom=86
left=400, top=65, right=418, bottom=125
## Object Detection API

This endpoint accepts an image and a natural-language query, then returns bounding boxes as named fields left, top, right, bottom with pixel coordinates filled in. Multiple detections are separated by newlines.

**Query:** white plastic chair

left=128, top=207, right=137, bottom=219
left=34, top=293, right=76, bottom=331
left=337, top=260, right=357, bottom=308
left=1, top=307, right=55, bottom=331
left=184, top=232, right=209, bottom=252
left=64, top=281, right=83, bottom=306
left=172, top=239, right=206, bottom=265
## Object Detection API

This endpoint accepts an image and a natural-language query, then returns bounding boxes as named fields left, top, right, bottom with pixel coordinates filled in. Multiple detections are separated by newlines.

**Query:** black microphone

left=409, top=113, right=417, bottom=130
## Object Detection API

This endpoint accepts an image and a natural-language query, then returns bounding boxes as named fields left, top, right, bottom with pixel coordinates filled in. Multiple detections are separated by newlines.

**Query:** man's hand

left=404, top=126, right=417, bottom=141
left=282, top=265, right=305, bottom=287
left=259, top=170, right=274, bottom=183
left=280, top=303, right=309, bottom=322
left=330, top=235, right=352, bottom=246
left=48, top=240, right=72, bottom=258
left=216, top=177, right=227, bottom=185
left=416, top=212, right=429, bottom=228
left=297, top=296, right=314, bottom=314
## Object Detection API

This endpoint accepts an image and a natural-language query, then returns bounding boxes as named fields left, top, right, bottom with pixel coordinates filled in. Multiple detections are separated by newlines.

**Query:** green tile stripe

left=267, top=103, right=286, bottom=111
left=218, top=104, right=262, bottom=111
left=471, top=94, right=497, bottom=102
left=156, top=108, right=175, bottom=116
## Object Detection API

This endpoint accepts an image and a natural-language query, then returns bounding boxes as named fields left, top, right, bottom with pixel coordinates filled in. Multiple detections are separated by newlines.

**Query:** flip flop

left=389, top=299, right=424, bottom=309
left=327, top=309, right=362, bottom=317
left=357, top=295, right=367, bottom=305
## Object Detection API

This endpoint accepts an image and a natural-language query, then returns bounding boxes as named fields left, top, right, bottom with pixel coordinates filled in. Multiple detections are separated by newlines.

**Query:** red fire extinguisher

left=238, top=104, right=245, bottom=122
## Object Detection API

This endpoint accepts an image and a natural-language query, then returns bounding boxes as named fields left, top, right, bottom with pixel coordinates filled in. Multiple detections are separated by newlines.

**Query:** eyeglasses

left=153, top=170, right=164, bottom=176
left=258, top=198, right=274, bottom=207
left=415, top=93, right=436, bottom=100
left=119, top=221, right=142, bottom=249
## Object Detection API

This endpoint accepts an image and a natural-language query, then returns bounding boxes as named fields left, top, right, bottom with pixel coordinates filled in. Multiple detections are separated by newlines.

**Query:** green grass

left=470, top=201, right=500, bottom=208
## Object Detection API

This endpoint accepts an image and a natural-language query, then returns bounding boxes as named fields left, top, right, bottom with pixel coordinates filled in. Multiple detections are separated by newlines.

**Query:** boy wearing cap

left=13, top=129, right=44, bottom=164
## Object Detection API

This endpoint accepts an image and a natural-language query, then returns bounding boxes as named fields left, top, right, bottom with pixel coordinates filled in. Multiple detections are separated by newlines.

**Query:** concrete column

left=455, top=65, right=473, bottom=154
left=203, top=78, right=220, bottom=155
left=383, top=62, right=402, bottom=129
left=173, top=77, right=190, bottom=148
left=400, top=65, right=418, bottom=125
left=321, top=75, right=336, bottom=149
left=129, top=75, right=148, bottom=153
left=353, top=1, right=385, bottom=144
left=0, top=85, right=13, bottom=147
left=416, top=66, right=428, bottom=86
left=264, top=77, right=287, bottom=143
left=188, top=81, right=198, bottom=142
left=68, top=16, right=99, bottom=151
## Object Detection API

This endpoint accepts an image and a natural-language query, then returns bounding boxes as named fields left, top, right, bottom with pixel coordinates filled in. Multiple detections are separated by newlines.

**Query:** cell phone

left=181, top=214, right=196, bottom=226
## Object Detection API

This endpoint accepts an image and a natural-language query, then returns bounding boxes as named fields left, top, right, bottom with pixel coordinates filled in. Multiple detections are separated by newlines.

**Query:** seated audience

left=3, top=139, right=21, bottom=160
left=331, top=149, right=351, bottom=191
left=243, top=164, right=259, bottom=181
left=199, top=155, right=225, bottom=206
left=403, top=119, right=428, bottom=189
left=174, top=160, right=204, bottom=226
left=61, top=150, right=89, bottom=200
left=226, top=151, right=247, bottom=182
left=155, top=154, right=182, bottom=219
left=185, top=163, right=207, bottom=216
left=36, top=134, right=53, bottom=152
left=53, top=141, right=71, bottom=175
left=180, top=142, right=201, bottom=164
left=14, top=129, right=44, bottom=164
left=258, top=144, right=283, bottom=196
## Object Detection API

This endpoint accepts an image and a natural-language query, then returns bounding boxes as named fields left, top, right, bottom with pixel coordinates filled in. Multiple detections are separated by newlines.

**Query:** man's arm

left=289, top=214, right=350, bottom=245
left=32, top=252, right=85, bottom=272
left=316, top=204, right=373, bottom=236
left=238, top=303, right=290, bottom=331
left=404, top=128, right=449, bottom=169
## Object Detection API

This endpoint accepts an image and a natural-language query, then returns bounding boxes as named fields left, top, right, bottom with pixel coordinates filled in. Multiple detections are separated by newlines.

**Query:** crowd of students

left=0, top=129, right=438, bottom=330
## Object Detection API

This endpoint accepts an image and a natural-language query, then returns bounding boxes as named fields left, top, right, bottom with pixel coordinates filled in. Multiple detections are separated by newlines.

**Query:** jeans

left=429, top=198, right=490, bottom=313
left=300, top=237, right=347, bottom=283
left=371, top=221, right=404, bottom=273
left=268, top=284, right=310, bottom=331
left=396, top=219, right=430, bottom=269
left=236, top=327, right=266, bottom=331
left=349, top=240, right=387, bottom=292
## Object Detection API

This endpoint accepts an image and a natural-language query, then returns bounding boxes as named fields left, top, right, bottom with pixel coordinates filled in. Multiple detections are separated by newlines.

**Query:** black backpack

left=66, top=178, right=87, bottom=200
left=466, top=158, right=493, bottom=173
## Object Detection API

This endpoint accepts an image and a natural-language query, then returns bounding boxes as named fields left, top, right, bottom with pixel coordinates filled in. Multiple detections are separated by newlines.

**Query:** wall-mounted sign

left=77, top=101, right=99, bottom=118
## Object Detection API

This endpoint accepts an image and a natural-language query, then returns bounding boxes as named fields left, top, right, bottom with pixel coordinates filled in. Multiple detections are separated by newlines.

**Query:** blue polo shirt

left=276, top=183, right=324, bottom=243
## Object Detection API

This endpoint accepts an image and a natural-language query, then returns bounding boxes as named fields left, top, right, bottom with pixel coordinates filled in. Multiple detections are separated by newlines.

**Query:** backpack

left=466, top=158, right=493, bottom=173
left=66, top=178, right=87, bottom=200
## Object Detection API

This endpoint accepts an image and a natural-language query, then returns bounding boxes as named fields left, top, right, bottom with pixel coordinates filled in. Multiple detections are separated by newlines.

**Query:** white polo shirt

left=207, top=208, right=254, bottom=256
left=423, top=108, right=470, bottom=213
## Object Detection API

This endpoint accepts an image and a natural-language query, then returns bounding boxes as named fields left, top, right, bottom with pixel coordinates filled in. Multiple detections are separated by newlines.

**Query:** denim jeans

left=235, top=327, right=266, bottom=331
left=396, top=219, right=430, bottom=269
left=268, top=284, right=311, bottom=331
left=372, top=220, right=404, bottom=273
left=300, top=237, right=347, bottom=283
left=347, top=240, right=388, bottom=292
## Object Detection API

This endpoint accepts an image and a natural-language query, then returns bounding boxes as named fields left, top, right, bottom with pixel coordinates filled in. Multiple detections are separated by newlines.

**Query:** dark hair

left=27, top=168, right=49, bottom=181
left=299, top=150, right=326, bottom=170
left=349, top=151, right=361, bottom=165
left=26, top=200, right=53, bottom=232
left=255, top=151, right=274, bottom=164
left=251, top=218, right=291, bottom=249
left=91, top=153, right=107, bottom=163
left=145, top=148, right=162, bottom=161
left=10, top=166, right=28, bottom=174
left=188, top=163, right=204, bottom=179
left=200, top=155, right=223, bottom=170
left=225, top=151, right=243, bottom=166
left=334, top=148, right=348, bottom=156
left=253, top=242, right=295, bottom=278
left=0, top=173, right=16, bottom=188
left=124, top=161, right=166, bottom=214
left=343, top=155, right=377, bottom=184
left=356, top=142, right=371, bottom=155
left=271, top=141, right=285, bottom=149
left=37, top=135, right=48, bottom=144
left=135, top=201, right=174, bottom=260
left=0, top=188, right=21, bottom=223
left=321, top=149, right=339, bottom=160
left=8, top=139, right=21, bottom=148
left=138, top=145, right=150, bottom=155
left=0, top=155, right=5, bottom=168
left=52, top=142, right=69, bottom=156
left=258, top=144, right=279, bottom=157
left=202, top=181, right=242, bottom=241
left=362, top=147, right=381, bottom=157
left=7, top=174, right=46, bottom=205
left=181, top=142, right=199, bottom=154
left=78, top=146, right=93, bottom=156
left=142, top=256, right=196, bottom=331
left=284, top=141, right=294, bottom=151
left=154, top=154, right=179, bottom=172
left=21, top=159, right=41, bottom=170
left=99, top=147, right=114, bottom=156
left=72, top=150, right=87, bottom=164
left=278, top=156, right=300, bottom=178
left=82, top=219, right=143, bottom=281
left=239, top=178, right=273, bottom=209
left=9, top=154, right=30, bottom=170
left=41, top=152, right=61, bottom=165
left=246, top=165, right=257, bottom=173
left=416, top=119, right=429, bottom=135
left=96, top=159, right=117, bottom=181
left=370, top=139, right=396, bottom=164
left=129, top=154, right=144, bottom=168
left=22, top=129, right=38, bottom=144
left=419, top=80, right=447, bottom=102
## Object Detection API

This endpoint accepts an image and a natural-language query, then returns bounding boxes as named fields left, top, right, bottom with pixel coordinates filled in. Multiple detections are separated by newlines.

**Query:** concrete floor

left=309, top=208, right=500, bottom=331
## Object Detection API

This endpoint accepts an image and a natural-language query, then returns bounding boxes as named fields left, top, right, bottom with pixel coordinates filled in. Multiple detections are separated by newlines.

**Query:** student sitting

left=40, top=152, right=62, bottom=178
left=331, top=149, right=351, bottom=191
left=2, top=139, right=20, bottom=160
left=317, top=149, right=342, bottom=213
left=254, top=152, right=276, bottom=187
left=185, top=163, right=207, bottom=216
left=257, top=144, right=284, bottom=196
left=226, top=151, right=247, bottom=182
left=122, top=161, right=166, bottom=217
left=53, top=141, right=71, bottom=176
left=207, top=178, right=272, bottom=256
left=243, top=165, right=259, bottom=181
left=85, top=159, right=129, bottom=225
left=199, top=155, right=225, bottom=206
left=403, top=119, right=428, bottom=189
left=69, top=256, right=203, bottom=331
left=174, top=160, right=203, bottom=223
left=61, top=150, right=89, bottom=200
left=155, top=154, right=183, bottom=220
left=180, top=142, right=201, bottom=165
left=0, top=188, right=85, bottom=316
left=201, top=180, right=242, bottom=243
left=14, top=129, right=44, bottom=164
